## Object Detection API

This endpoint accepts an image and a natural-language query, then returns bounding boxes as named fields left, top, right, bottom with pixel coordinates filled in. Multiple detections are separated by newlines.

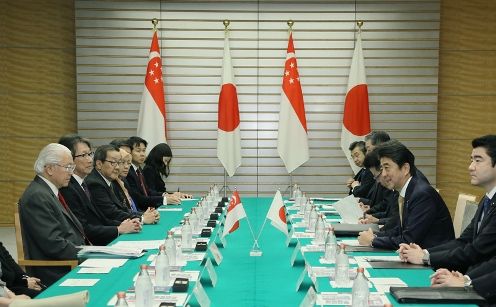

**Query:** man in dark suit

left=85, top=144, right=142, bottom=223
left=364, top=130, right=390, bottom=154
left=18, top=143, right=85, bottom=286
left=346, top=141, right=375, bottom=198
left=0, top=242, right=41, bottom=297
left=126, top=136, right=180, bottom=209
left=400, top=135, right=496, bottom=274
left=58, top=135, right=140, bottom=245
left=358, top=140, right=454, bottom=249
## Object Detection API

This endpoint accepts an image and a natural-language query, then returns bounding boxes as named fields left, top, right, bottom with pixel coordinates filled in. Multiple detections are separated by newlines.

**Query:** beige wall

left=1, top=0, right=495, bottom=225
left=437, top=0, right=496, bottom=213
left=0, top=0, right=77, bottom=225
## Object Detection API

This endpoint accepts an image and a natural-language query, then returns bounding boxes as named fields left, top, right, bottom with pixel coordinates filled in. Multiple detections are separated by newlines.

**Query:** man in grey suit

left=18, top=143, right=85, bottom=286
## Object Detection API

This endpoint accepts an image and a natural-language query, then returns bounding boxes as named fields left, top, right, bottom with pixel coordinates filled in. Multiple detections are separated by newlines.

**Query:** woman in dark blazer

left=0, top=242, right=42, bottom=298
left=142, top=143, right=191, bottom=199
left=142, top=143, right=172, bottom=194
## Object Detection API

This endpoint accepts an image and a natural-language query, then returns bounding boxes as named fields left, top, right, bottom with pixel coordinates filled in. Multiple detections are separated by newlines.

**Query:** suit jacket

left=126, top=166, right=163, bottom=210
left=18, top=176, right=84, bottom=286
left=427, top=194, right=496, bottom=273
left=466, top=257, right=496, bottom=304
left=142, top=165, right=167, bottom=194
left=0, top=241, right=40, bottom=297
left=60, top=176, right=119, bottom=246
left=372, top=176, right=454, bottom=250
left=375, top=190, right=400, bottom=232
left=349, top=168, right=375, bottom=198
left=85, top=169, right=138, bottom=222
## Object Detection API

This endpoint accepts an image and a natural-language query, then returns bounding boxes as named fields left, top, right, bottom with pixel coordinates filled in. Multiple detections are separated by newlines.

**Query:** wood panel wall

left=437, top=0, right=496, bottom=214
left=0, top=0, right=77, bottom=225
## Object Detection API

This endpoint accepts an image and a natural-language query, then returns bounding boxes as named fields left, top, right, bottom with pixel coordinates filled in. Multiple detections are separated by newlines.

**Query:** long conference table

left=37, top=197, right=474, bottom=306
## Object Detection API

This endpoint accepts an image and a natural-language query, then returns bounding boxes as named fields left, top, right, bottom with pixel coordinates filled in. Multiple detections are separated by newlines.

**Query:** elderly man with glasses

left=18, top=143, right=85, bottom=286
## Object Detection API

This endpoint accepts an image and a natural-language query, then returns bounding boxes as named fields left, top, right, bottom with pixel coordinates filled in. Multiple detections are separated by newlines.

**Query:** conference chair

left=14, top=204, right=78, bottom=270
left=452, top=193, right=477, bottom=238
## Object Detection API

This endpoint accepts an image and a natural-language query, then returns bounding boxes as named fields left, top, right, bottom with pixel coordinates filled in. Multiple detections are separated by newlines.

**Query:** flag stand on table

left=340, top=21, right=371, bottom=174
left=217, top=20, right=241, bottom=198
left=221, top=189, right=261, bottom=256
left=254, top=190, right=290, bottom=247
left=137, top=18, right=167, bottom=151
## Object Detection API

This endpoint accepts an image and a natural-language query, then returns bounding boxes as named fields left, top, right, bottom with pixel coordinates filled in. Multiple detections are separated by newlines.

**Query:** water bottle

left=308, top=205, right=318, bottom=232
left=304, top=199, right=312, bottom=224
left=299, top=192, right=308, bottom=214
left=324, top=227, right=337, bottom=262
left=213, top=184, right=220, bottom=201
left=314, top=213, right=325, bottom=244
left=352, top=267, right=369, bottom=307
left=181, top=217, right=192, bottom=249
left=155, top=245, right=170, bottom=287
left=189, top=208, right=199, bottom=233
left=114, top=291, right=129, bottom=306
left=201, top=197, right=209, bottom=218
left=292, top=184, right=298, bottom=200
left=334, top=244, right=349, bottom=287
left=135, top=264, right=154, bottom=307
left=164, top=231, right=176, bottom=266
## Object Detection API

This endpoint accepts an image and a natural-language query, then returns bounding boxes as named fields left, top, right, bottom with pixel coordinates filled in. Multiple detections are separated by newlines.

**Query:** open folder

left=332, top=223, right=379, bottom=236
left=390, top=287, right=486, bottom=305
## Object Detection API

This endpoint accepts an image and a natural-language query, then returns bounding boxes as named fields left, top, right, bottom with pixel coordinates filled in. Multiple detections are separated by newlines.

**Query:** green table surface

left=36, top=197, right=474, bottom=306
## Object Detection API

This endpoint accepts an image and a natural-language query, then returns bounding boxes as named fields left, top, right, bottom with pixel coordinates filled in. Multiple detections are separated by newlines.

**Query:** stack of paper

left=78, top=246, right=145, bottom=258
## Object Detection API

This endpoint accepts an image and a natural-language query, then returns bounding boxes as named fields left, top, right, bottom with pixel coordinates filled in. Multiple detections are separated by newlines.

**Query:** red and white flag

left=222, top=190, right=246, bottom=238
left=277, top=33, right=309, bottom=173
left=341, top=30, right=371, bottom=174
left=137, top=31, right=167, bottom=150
left=217, top=33, right=241, bottom=177
left=266, top=190, right=288, bottom=235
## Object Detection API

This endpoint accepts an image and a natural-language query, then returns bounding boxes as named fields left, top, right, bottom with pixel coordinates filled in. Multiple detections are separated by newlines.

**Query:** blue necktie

left=483, top=196, right=492, bottom=216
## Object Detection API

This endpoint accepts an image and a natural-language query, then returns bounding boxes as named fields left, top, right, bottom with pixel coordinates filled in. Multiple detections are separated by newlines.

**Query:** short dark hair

left=110, top=138, right=131, bottom=149
left=58, top=134, right=91, bottom=157
left=364, top=131, right=391, bottom=146
left=363, top=149, right=381, bottom=171
left=93, top=144, right=120, bottom=167
left=376, top=140, right=416, bottom=175
left=128, top=136, right=148, bottom=150
left=349, top=141, right=366, bottom=155
left=144, top=143, right=173, bottom=177
left=472, top=135, right=496, bottom=167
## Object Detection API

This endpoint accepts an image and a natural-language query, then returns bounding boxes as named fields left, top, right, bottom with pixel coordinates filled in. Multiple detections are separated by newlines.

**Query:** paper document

left=78, top=246, right=144, bottom=258
left=331, top=195, right=363, bottom=223
left=112, top=240, right=163, bottom=250
left=78, top=267, right=112, bottom=274
left=59, top=278, right=99, bottom=287
left=338, top=239, right=361, bottom=247
left=80, top=258, right=128, bottom=268
left=158, top=207, right=183, bottom=212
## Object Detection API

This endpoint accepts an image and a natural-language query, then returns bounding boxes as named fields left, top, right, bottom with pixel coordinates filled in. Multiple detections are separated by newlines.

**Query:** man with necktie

left=126, top=136, right=180, bottom=209
left=399, top=135, right=496, bottom=280
left=18, top=143, right=85, bottom=286
left=58, top=134, right=140, bottom=246
left=358, top=140, right=454, bottom=249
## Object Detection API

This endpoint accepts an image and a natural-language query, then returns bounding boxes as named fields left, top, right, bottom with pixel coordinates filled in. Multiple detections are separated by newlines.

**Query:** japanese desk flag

left=267, top=190, right=288, bottom=235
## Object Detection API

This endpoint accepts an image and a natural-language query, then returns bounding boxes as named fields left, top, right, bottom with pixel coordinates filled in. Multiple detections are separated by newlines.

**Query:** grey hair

left=34, top=143, right=72, bottom=175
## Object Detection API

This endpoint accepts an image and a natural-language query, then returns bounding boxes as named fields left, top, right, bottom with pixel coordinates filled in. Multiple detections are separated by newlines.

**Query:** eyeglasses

left=74, top=152, right=94, bottom=159
left=104, top=160, right=120, bottom=167
left=55, top=164, right=76, bottom=173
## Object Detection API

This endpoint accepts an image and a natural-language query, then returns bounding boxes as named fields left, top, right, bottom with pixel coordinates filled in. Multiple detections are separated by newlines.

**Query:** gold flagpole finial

left=287, top=19, right=294, bottom=32
left=223, top=19, right=230, bottom=30
left=357, top=20, right=364, bottom=29
left=152, top=18, right=159, bottom=31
